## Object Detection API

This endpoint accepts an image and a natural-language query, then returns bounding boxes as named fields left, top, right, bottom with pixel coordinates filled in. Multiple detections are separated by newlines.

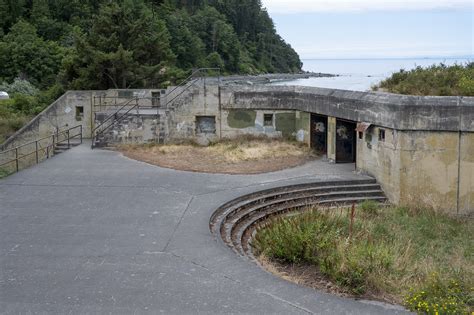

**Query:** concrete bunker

left=2, top=83, right=473, bottom=216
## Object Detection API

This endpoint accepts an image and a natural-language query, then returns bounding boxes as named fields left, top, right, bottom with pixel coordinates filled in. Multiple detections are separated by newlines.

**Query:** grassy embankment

left=118, top=136, right=316, bottom=174
left=373, top=62, right=474, bottom=96
left=254, top=201, right=473, bottom=314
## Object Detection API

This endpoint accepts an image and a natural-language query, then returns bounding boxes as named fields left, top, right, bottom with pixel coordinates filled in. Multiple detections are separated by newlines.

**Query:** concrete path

left=0, top=143, right=408, bottom=314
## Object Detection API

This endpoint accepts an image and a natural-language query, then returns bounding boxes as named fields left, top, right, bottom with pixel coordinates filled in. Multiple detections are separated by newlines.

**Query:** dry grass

left=118, top=136, right=316, bottom=174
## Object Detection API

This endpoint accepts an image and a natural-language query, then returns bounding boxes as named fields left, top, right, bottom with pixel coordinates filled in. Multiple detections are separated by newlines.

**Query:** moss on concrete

left=295, top=112, right=310, bottom=132
left=275, top=113, right=296, bottom=137
left=227, top=110, right=256, bottom=129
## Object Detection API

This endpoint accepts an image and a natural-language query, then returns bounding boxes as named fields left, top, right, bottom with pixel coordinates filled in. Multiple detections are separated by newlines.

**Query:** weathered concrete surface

left=357, top=128, right=474, bottom=215
left=0, top=143, right=408, bottom=314
left=223, top=85, right=474, bottom=132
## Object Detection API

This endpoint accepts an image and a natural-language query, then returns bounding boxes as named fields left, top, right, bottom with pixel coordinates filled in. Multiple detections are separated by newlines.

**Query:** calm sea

left=272, top=57, right=473, bottom=91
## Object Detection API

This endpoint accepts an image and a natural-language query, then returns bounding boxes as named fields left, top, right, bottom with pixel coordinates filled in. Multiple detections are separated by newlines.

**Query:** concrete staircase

left=53, top=141, right=82, bottom=155
left=210, top=178, right=387, bottom=258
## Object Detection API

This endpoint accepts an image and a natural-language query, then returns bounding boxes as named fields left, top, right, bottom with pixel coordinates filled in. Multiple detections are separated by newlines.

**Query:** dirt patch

left=257, top=254, right=399, bottom=305
left=117, top=137, right=316, bottom=174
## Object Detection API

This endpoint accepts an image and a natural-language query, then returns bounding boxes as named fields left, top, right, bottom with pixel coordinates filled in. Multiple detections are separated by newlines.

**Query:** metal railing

left=0, top=125, right=83, bottom=174
left=90, top=68, right=220, bottom=149
left=165, top=68, right=220, bottom=108
left=91, top=98, right=139, bottom=149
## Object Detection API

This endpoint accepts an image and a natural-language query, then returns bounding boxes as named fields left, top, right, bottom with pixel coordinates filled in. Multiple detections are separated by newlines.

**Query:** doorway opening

left=335, top=119, right=357, bottom=163
left=310, top=114, right=328, bottom=156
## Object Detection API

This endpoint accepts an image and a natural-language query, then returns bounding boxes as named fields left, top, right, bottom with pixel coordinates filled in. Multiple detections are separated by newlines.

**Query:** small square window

left=379, top=129, right=386, bottom=142
left=75, top=106, right=84, bottom=121
left=263, top=114, right=274, bottom=127
left=196, top=116, right=216, bottom=134
left=358, top=131, right=363, bottom=140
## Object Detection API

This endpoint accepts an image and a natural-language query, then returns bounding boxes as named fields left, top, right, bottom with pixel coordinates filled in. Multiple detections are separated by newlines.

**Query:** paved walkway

left=0, top=143, right=408, bottom=314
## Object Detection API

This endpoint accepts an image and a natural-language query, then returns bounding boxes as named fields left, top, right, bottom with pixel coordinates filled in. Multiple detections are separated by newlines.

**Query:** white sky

left=261, top=0, right=473, bottom=13
left=261, top=0, right=473, bottom=58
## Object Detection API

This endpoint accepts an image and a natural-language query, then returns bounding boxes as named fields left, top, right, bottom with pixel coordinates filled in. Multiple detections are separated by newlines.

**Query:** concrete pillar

left=327, top=116, right=336, bottom=162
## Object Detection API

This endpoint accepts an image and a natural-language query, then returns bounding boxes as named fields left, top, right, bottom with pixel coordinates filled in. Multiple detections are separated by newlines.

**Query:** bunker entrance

left=336, top=119, right=356, bottom=163
left=310, top=114, right=328, bottom=155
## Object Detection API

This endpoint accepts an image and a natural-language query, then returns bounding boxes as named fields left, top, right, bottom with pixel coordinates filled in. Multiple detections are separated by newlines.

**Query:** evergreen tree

left=0, top=20, right=64, bottom=88
left=0, top=0, right=303, bottom=91
left=62, top=1, right=175, bottom=89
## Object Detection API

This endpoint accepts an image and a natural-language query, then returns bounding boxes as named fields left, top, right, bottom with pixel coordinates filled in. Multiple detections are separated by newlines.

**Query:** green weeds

left=253, top=204, right=473, bottom=311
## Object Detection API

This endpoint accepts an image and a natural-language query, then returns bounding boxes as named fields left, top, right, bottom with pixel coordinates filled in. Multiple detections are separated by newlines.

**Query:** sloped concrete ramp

left=0, top=143, right=408, bottom=314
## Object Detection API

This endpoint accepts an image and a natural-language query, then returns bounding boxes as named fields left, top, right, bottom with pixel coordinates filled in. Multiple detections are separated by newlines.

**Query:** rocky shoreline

left=206, top=72, right=336, bottom=85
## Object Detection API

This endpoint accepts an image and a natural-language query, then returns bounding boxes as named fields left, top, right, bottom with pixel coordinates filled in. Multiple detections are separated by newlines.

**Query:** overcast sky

left=261, top=0, right=473, bottom=59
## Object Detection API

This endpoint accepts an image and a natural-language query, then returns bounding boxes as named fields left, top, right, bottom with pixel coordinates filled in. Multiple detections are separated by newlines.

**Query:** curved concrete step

left=210, top=179, right=387, bottom=259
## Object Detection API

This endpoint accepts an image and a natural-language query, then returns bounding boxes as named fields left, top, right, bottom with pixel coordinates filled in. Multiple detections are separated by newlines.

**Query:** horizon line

left=301, top=56, right=474, bottom=61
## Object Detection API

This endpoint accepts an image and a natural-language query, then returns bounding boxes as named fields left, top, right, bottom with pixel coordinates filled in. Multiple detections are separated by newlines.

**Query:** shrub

left=253, top=205, right=473, bottom=304
left=0, top=78, right=39, bottom=96
left=375, top=63, right=474, bottom=96
left=254, top=208, right=395, bottom=294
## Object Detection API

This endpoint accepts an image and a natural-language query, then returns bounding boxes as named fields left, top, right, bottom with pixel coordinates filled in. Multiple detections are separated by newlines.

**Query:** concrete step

left=210, top=179, right=388, bottom=258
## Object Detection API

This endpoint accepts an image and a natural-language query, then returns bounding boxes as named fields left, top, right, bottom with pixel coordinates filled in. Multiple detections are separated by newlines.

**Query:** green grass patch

left=0, top=168, right=12, bottom=179
left=253, top=203, right=473, bottom=313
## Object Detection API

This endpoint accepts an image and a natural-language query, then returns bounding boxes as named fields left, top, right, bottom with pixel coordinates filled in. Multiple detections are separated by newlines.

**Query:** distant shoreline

left=215, top=72, right=336, bottom=85
left=301, top=56, right=473, bottom=61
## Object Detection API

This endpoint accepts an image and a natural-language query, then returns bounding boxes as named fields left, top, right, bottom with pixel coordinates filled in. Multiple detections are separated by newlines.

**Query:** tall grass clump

left=253, top=204, right=473, bottom=311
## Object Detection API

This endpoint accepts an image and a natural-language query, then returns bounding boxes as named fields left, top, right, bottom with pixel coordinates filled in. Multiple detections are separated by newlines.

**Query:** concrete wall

left=2, top=83, right=473, bottom=215
left=459, top=132, right=474, bottom=214
left=357, top=127, right=473, bottom=215
left=0, top=91, right=96, bottom=172
left=165, top=83, right=311, bottom=144
left=94, top=111, right=164, bottom=145
left=356, top=126, right=401, bottom=204
left=223, top=85, right=473, bottom=132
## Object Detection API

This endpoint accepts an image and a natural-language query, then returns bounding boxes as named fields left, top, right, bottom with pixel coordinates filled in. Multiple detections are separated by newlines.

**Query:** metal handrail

left=90, top=68, right=221, bottom=148
left=92, top=98, right=136, bottom=135
left=0, top=125, right=83, bottom=173
left=91, top=98, right=139, bottom=149
left=165, top=68, right=220, bottom=105
left=92, top=97, right=134, bottom=112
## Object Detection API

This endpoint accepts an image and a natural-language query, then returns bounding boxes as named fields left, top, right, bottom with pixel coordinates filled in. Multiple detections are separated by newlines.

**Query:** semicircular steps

left=210, top=178, right=387, bottom=259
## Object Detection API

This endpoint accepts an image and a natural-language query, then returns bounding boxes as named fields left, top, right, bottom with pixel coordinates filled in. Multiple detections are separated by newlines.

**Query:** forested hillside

left=0, top=0, right=302, bottom=91
left=0, top=0, right=302, bottom=142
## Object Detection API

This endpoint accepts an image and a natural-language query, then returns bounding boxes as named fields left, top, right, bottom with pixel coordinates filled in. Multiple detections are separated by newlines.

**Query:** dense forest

left=0, top=0, right=302, bottom=142
left=374, top=63, right=474, bottom=96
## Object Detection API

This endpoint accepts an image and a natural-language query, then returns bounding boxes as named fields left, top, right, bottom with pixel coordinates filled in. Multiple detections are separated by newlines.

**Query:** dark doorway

left=310, top=114, right=328, bottom=155
left=336, top=119, right=356, bottom=163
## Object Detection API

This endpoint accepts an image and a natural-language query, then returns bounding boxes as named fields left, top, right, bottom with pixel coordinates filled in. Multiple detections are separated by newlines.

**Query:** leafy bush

left=0, top=78, right=39, bottom=96
left=374, top=63, right=474, bottom=96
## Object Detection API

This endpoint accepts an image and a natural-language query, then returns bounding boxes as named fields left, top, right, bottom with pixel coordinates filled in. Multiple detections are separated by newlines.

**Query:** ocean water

left=272, top=57, right=473, bottom=91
